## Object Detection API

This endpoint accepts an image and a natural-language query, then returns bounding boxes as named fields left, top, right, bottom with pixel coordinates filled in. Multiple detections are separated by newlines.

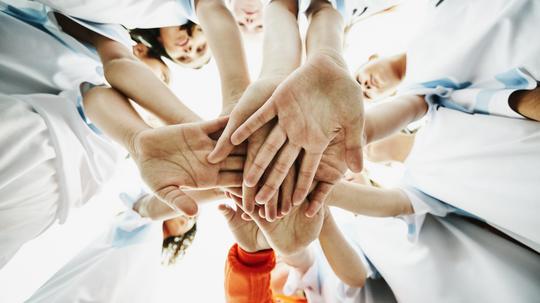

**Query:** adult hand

left=219, top=204, right=270, bottom=253
left=209, top=77, right=295, bottom=218
left=130, top=117, right=245, bottom=216
left=230, top=53, right=365, bottom=207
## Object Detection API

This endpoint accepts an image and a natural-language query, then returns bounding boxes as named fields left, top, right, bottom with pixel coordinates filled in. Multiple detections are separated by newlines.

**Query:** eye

left=256, top=25, right=263, bottom=29
left=238, top=22, right=245, bottom=27
left=178, top=56, right=189, bottom=62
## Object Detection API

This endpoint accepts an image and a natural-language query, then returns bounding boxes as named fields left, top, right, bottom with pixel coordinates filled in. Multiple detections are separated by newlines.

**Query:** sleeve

left=225, top=244, right=276, bottom=303
left=397, top=185, right=477, bottom=242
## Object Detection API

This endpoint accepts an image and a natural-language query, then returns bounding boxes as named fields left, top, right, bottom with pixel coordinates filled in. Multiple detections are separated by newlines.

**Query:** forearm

left=259, top=0, right=302, bottom=78
left=364, top=94, right=427, bottom=144
left=280, top=248, right=314, bottom=275
left=57, top=13, right=200, bottom=124
left=99, top=45, right=201, bottom=124
left=319, top=212, right=366, bottom=288
left=305, top=0, right=345, bottom=64
left=196, top=0, right=250, bottom=110
left=82, top=86, right=150, bottom=154
left=327, top=181, right=413, bottom=217
left=135, top=189, right=225, bottom=220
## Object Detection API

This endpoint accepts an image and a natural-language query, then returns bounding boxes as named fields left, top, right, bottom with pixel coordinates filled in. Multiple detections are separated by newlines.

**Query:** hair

left=161, top=222, right=198, bottom=266
left=129, top=21, right=198, bottom=60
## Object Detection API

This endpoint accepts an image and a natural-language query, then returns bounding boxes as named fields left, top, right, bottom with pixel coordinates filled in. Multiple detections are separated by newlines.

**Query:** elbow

left=102, top=57, right=137, bottom=85
left=341, top=274, right=366, bottom=289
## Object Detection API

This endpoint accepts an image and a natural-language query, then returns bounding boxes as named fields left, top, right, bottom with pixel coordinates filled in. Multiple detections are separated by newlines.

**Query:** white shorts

left=0, top=96, right=60, bottom=269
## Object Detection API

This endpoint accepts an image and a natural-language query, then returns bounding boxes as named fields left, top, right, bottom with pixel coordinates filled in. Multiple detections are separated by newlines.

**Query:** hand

left=130, top=117, right=245, bottom=216
left=248, top=202, right=326, bottom=257
left=209, top=77, right=294, bottom=219
left=229, top=53, right=365, bottom=207
left=219, top=204, right=270, bottom=253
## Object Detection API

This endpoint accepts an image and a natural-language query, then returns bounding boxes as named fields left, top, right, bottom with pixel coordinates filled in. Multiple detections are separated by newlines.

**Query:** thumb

left=200, top=116, right=230, bottom=135
left=156, top=186, right=199, bottom=217
left=207, top=118, right=238, bottom=164
left=218, top=204, right=235, bottom=222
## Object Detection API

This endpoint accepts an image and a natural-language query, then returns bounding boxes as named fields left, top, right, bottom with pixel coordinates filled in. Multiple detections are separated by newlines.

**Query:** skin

left=132, top=43, right=171, bottom=84
left=230, top=0, right=265, bottom=35
left=83, top=86, right=246, bottom=216
left=365, top=132, right=416, bottom=163
left=355, top=53, right=406, bottom=102
left=163, top=216, right=196, bottom=239
left=210, top=0, right=364, bottom=219
left=158, top=25, right=212, bottom=69
left=212, top=0, right=301, bottom=221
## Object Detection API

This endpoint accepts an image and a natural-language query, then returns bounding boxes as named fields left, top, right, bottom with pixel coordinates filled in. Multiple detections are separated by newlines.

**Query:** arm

left=195, top=0, right=251, bottom=112
left=55, top=13, right=200, bottom=125
left=326, top=181, right=413, bottom=217
left=319, top=211, right=366, bottom=288
left=259, top=0, right=302, bottom=79
left=305, top=0, right=345, bottom=62
left=364, top=94, right=427, bottom=144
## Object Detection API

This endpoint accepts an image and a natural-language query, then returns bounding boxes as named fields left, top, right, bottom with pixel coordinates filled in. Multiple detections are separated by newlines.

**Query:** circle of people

left=1, top=0, right=539, bottom=302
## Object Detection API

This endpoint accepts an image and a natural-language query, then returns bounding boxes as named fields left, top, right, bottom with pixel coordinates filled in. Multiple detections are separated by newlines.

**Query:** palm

left=220, top=204, right=268, bottom=253
left=230, top=54, right=365, bottom=208
left=253, top=203, right=325, bottom=256
left=131, top=118, right=243, bottom=215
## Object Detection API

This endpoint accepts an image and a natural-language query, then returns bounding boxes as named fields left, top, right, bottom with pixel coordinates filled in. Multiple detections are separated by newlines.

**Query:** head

left=132, top=43, right=171, bottom=84
left=130, top=22, right=211, bottom=69
left=355, top=53, right=406, bottom=102
left=161, top=216, right=198, bottom=265
left=229, top=0, right=264, bottom=35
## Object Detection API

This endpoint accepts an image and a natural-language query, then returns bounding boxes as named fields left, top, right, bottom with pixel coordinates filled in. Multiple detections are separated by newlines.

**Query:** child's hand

left=219, top=203, right=270, bottom=253
left=130, top=117, right=245, bottom=216
left=210, top=77, right=295, bottom=219
left=249, top=202, right=325, bottom=257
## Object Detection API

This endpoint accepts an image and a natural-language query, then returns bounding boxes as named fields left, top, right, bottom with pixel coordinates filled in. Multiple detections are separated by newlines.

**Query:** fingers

left=224, top=187, right=243, bottom=198
left=344, top=124, right=364, bottom=172
left=219, top=156, right=245, bottom=171
left=264, top=193, right=278, bottom=222
left=279, top=168, right=296, bottom=216
left=218, top=204, right=235, bottom=221
left=242, top=184, right=258, bottom=214
left=200, top=116, right=229, bottom=135
left=305, top=182, right=333, bottom=217
left=245, top=126, right=287, bottom=187
left=156, top=186, right=199, bottom=217
left=215, top=172, right=244, bottom=187
left=231, top=102, right=277, bottom=145
left=292, top=152, right=323, bottom=205
left=255, top=142, right=301, bottom=204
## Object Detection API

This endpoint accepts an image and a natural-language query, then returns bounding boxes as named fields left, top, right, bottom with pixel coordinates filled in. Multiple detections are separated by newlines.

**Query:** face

left=230, top=0, right=264, bottom=34
left=159, top=24, right=211, bottom=69
left=133, top=43, right=171, bottom=84
left=355, top=55, right=402, bottom=101
left=163, top=216, right=197, bottom=239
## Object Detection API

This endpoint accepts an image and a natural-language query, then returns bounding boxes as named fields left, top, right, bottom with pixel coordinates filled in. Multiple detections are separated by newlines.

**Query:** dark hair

left=129, top=21, right=198, bottom=60
left=161, top=222, right=197, bottom=265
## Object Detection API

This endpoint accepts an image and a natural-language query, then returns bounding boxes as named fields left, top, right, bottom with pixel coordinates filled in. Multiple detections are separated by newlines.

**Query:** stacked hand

left=210, top=53, right=365, bottom=219
left=130, top=117, right=245, bottom=216
left=220, top=200, right=325, bottom=256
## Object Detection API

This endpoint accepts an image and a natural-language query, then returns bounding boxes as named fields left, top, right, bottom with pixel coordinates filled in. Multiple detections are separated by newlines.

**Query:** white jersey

left=403, top=106, right=540, bottom=252
left=26, top=0, right=196, bottom=28
left=27, top=210, right=163, bottom=302
left=347, top=214, right=540, bottom=303
left=399, top=0, right=540, bottom=118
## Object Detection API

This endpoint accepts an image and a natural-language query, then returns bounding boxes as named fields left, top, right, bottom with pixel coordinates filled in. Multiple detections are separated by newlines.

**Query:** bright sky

left=0, top=1, right=426, bottom=302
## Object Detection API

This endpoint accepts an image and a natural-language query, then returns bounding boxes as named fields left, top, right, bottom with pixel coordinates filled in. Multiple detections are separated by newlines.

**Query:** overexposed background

left=0, top=1, right=426, bottom=302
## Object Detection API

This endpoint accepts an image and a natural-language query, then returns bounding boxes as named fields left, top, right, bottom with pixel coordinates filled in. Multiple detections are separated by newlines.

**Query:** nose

left=245, top=17, right=253, bottom=24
